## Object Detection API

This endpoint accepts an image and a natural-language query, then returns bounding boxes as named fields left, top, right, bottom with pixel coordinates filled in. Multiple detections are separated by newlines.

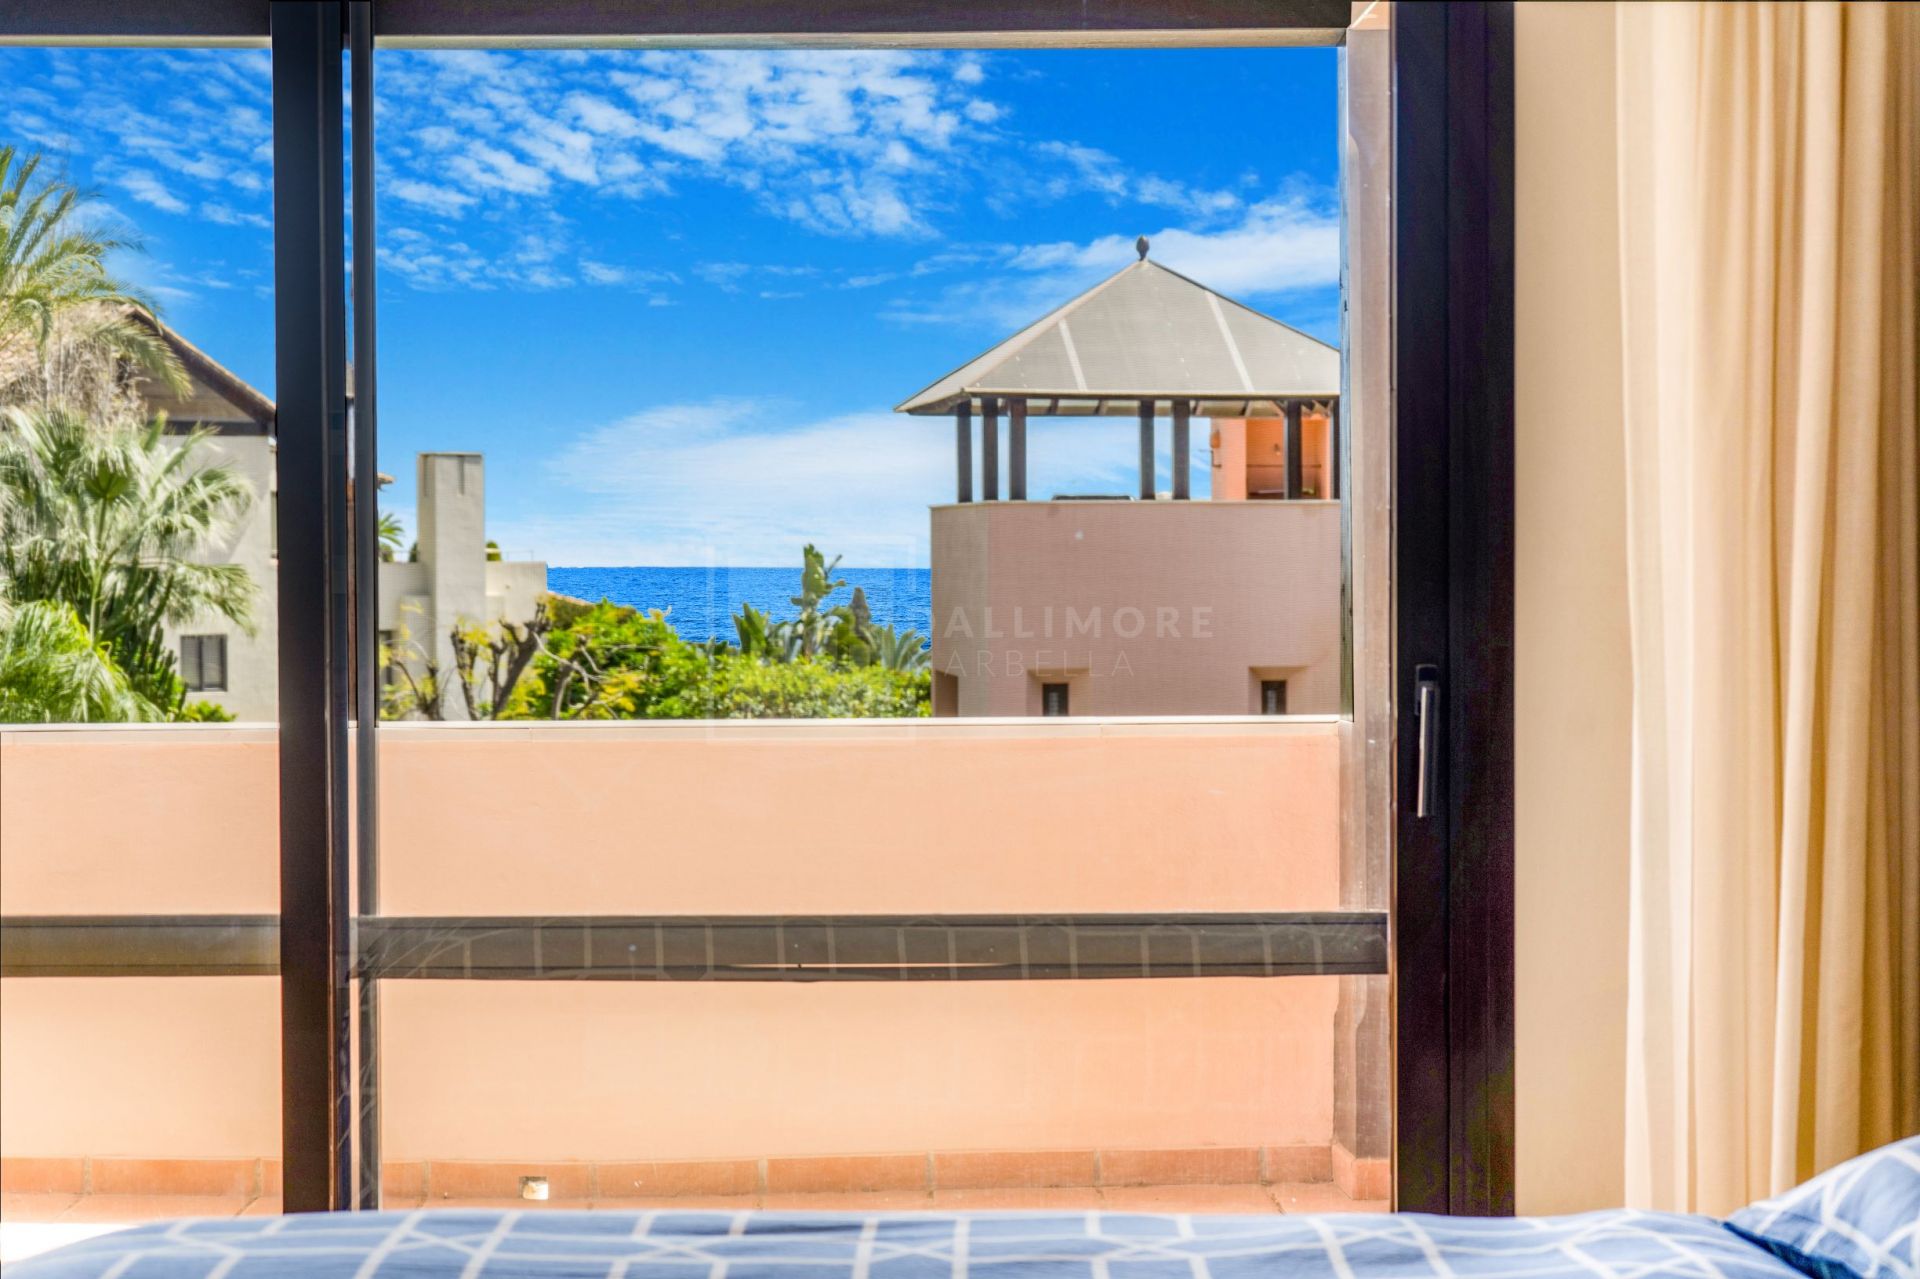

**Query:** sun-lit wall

left=930, top=500, right=1343, bottom=717
left=1, top=720, right=1343, bottom=1173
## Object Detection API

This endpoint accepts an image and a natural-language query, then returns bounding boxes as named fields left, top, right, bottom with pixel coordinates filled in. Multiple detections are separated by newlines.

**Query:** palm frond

left=0, top=146, right=183, bottom=398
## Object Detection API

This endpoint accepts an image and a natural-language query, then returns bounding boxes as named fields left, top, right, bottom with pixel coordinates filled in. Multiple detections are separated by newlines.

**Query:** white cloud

left=8, top=48, right=273, bottom=235
left=107, top=166, right=189, bottom=213
left=566, top=92, right=642, bottom=138
left=694, top=261, right=751, bottom=291
left=199, top=201, right=268, bottom=229
left=1030, top=140, right=1242, bottom=219
left=370, top=48, right=998, bottom=240
left=518, top=398, right=949, bottom=566
left=1039, top=195, right=1339, bottom=297
left=580, top=260, right=629, bottom=284
left=386, top=177, right=477, bottom=216
left=886, top=192, right=1339, bottom=331
left=11, top=44, right=1326, bottom=313
left=509, top=395, right=1179, bottom=566
left=447, top=142, right=553, bottom=196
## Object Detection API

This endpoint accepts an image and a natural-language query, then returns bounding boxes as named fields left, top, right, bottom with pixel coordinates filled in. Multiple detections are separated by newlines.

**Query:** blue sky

left=5, top=45, right=1339, bottom=566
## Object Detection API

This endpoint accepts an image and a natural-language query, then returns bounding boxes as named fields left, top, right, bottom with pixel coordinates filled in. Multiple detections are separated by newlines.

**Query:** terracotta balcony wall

left=0, top=719, right=1352, bottom=1193
left=930, top=500, right=1344, bottom=718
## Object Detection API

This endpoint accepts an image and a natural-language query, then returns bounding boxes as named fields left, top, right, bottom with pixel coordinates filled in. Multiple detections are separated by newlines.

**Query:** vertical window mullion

left=271, top=0, right=352, bottom=1214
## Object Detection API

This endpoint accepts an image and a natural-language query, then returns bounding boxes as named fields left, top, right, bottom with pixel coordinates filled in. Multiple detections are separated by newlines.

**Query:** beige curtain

left=1617, top=1, right=1919, bottom=1216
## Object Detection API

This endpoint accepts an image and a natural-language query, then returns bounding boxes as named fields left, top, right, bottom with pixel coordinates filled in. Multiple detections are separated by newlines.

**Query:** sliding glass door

left=0, top=0, right=1511, bottom=1225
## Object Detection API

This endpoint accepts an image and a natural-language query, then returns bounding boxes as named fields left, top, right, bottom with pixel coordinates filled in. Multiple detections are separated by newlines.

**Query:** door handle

left=1414, top=664, right=1441, bottom=819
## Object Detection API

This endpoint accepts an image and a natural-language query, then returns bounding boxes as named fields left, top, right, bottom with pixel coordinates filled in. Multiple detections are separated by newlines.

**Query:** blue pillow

left=1727, top=1136, right=1920, bottom=1279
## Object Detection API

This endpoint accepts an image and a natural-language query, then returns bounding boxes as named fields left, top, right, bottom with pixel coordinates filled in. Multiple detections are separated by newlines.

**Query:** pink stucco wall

left=1, top=721, right=1340, bottom=1163
left=930, top=501, right=1344, bottom=718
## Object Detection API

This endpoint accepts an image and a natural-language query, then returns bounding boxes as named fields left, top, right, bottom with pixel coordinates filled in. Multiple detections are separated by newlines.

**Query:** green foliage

left=648, top=652, right=929, bottom=720
left=732, top=544, right=929, bottom=673
left=512, top=599, right=671, bottom=719
left=513, top=595, right=930, bottom=721
left=378, top=605, right=447, bottom=721
left=449, top=605, right=549, bottom=720
left=0, top=405, right=256, bottom=712
left=0, top=145, right=185, bottom=406
left=868, top=622, right=931, bottom=673
left=0, top=153, right=246, bottom=721
left=176, top=699, right=236, bottom=723
left=382, top=548, right=932, bottom=723
left=377, top=511, right=403, bottom=562
left=0, top=597, right=161, bottom=722
left=732, top=599, right=779, bottom=658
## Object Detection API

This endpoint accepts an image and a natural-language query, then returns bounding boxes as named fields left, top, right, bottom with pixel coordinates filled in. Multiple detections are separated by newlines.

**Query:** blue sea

left=548, top=566, right=933, bottom=643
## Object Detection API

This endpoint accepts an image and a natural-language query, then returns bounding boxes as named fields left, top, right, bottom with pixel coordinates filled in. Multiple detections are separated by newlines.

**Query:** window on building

left=180, top=634, right=228, bottom=692
left=1041, top=683, right=1070, bottom=717
left=1261, top=679, right=1289, bottom=715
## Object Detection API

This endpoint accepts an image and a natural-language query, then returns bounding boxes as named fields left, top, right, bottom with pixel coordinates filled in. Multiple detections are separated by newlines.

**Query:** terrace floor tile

left=1, top=1193, right=80, bottom=1223
left=761, top=1191, right=937, bottom=1211
left=1098, top=1185, right=1281, bottom=1214
left=591, top=1196, right=758, bottom=1211
left=57, top=1194, right=249, bottom=1223
left=415, top=1198, right=592, bottom=1211
left=931, top=1188, right=1109, bottom=1211
left=1271, top=1182, right=1366, bottom=1214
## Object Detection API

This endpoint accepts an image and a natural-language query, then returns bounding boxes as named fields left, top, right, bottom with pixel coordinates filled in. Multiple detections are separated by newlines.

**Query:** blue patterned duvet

left=12, top=1206, right=1806, bottom=1279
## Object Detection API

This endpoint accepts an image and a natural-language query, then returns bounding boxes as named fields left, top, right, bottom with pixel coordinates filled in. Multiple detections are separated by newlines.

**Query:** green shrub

left=511, top=598, right=930, bottom=720
left=510, top=600, right=676, bottom=720
left=648, top=652, right=930, bottom=720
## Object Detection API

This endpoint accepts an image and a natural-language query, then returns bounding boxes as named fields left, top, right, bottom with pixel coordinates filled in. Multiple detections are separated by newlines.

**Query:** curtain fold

left=1617, top=0, right=1919, bottom=1216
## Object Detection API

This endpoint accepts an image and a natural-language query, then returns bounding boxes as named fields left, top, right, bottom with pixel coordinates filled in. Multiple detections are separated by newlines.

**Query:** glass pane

left=0, top=43, right=282, bottom=1261
left=360, top=32, right=1389, bottom=1216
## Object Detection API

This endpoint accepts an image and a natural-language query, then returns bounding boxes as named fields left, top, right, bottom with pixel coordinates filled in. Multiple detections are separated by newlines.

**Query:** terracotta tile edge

left=20, top=1145, right=1351, bottom=1201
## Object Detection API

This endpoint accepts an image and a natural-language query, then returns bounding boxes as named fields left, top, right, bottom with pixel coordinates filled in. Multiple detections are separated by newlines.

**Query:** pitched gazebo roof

left=895, top=253, right=1339, bottom=417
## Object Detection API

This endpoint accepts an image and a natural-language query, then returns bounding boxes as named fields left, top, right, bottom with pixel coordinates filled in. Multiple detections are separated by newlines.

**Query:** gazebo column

left=1284, top=399, right=1304, bottom=499
left=1009, top=397, right=1028, bottom=500
left=1138, top=399, right=1155, bottom=500
left=1171, top=400, right=1191, bottom=499
left=954, top=402, right=972, bottom=503
left=982, top=396, right=999, bottom=501
left=1328, top=399, right=1341, bottom=500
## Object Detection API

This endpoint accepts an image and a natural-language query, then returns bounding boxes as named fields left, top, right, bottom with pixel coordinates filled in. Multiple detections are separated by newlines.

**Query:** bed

left=16, top=1137, right=1915, bottom=1279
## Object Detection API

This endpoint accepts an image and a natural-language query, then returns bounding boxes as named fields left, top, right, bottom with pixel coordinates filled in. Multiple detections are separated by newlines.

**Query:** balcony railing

left=0, top=719, right=1384, bottom=1208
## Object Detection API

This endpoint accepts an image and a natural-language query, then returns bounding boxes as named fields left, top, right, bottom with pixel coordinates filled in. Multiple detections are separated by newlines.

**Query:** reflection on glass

left=357, top=41, right=1384, bottom=1219
left=0, top=47, right=283, bottom=1248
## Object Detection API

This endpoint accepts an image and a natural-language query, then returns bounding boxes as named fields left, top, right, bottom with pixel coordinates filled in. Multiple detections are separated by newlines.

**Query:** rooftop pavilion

left=897, top=238, right=1342, bottom=502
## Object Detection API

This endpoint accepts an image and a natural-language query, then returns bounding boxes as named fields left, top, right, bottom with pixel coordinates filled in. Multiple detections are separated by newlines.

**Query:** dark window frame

left=1041, top=682, right=1071, bottom=717
left=1260, top=679, right=1289, bottom=716
left=1, top=0, right=1514, bottom=1219
left=1391, top=1, right=1516, bottom=1216
left=180, top=629, right=230, bottom=687
left=180, top=634, right=229, bottom=692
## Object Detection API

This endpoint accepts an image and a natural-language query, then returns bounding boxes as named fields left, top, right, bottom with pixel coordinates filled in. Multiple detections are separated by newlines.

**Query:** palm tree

left=0, top=405, right=256, bottom=708
left=0, top=145, right=184, bottom=410
left=378, top=510, right=404, bottom=562
left=0, top=595, right=160, bottom=722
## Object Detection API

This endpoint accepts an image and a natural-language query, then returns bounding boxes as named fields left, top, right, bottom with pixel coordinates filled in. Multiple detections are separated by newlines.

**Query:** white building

left=376, top=452, right=550, bottom=695
left=142, top=323, right=547, bottom=722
